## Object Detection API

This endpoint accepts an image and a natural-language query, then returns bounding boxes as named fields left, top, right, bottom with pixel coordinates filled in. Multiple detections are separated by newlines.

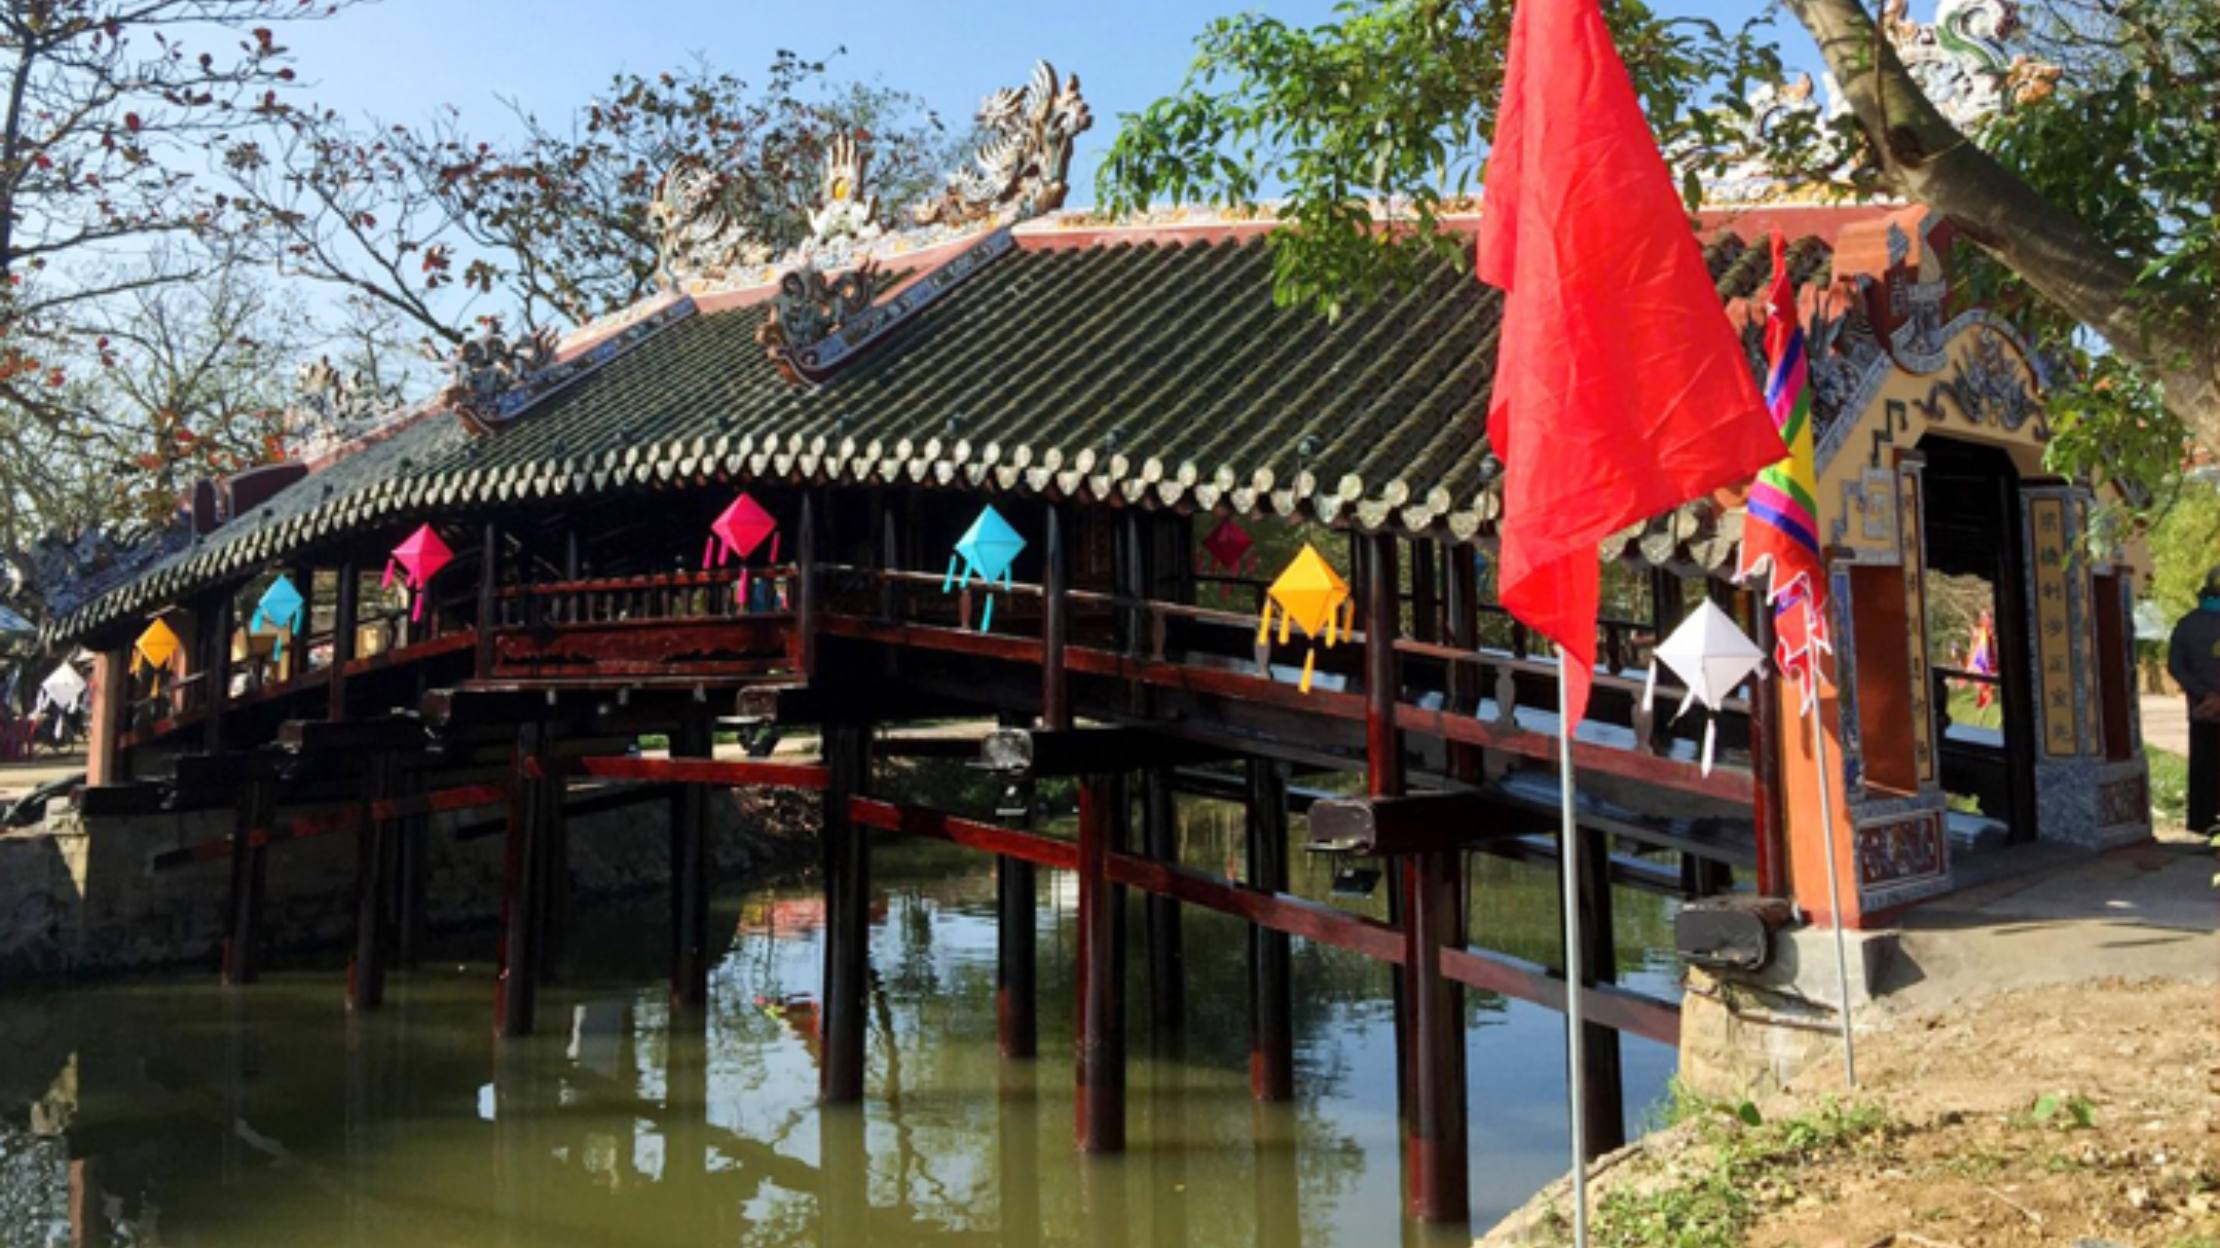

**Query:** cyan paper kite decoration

left=1256, top=544, right=1352, bottom=694
left=249, top=574, right=306, bottom=660
left=1196, top=516, right=1256, bottom=575
left=132, top=617, right=182, bottom=675
left=704, top=492, right=780, bottom=607
left=382, top=524, right=454, bottom=621
left=943, top=504, right=1026, bottom=633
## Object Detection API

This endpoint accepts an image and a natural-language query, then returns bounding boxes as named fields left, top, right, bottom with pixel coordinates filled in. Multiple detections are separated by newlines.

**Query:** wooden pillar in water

left=669, top=713, right=713, bottom=1011
left=1073, top=771, right=1127, bottom=1153
left=1445, top=543, right=1484, bottom=784
left=328, top=563, right=358, bottom=721
left=1142, top=766, right=1183, bottom=1038
left=395, top=772, right=428, bottom=970
left=796, top=491, right=820, bottom=679
left=1575, top=825, right=1627, bottom=1156
left=495, top=722, right=548, bottom=1039
left=999, top=503, right=1070, bottom=1060
left=475, top=523, right=501, bottom=680
left=1368, top=533, right=1469, bottom=1225
left=1246, top=757, right=1294, bottom=1101
left=222, top=778, right=271, bottom=985
left=820, top=720, right=872, bottom=1103
left=349, top=752, right=393, bottom=1011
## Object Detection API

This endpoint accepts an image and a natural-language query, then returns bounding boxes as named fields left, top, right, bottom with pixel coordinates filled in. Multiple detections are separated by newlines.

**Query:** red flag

left=1474, top=0, right=1784, bottom=726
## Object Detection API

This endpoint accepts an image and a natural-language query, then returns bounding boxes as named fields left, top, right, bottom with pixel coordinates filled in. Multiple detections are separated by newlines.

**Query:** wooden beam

left=980, top=725, right=1233, bottom=776
left=1308, top=790, right=1512, bottom=856
left=278, top=716, right=430, bottom=755
left=847, top=797, right=1079, bottom=869
left=570, top=755, right=829, bottom=790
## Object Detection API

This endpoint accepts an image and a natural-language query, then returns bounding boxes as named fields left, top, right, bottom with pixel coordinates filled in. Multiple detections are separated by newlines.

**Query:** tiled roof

left=47, top=226, right=1828, bottom=647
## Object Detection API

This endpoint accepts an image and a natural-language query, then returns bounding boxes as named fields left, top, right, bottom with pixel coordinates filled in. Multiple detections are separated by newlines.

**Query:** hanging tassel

left=1325, top=609, right=1338, bottom=647
left=1701, top=717, right=1718, bottom=777
left=1278, top=612, right=1292, bottom=645
left=769, top=533, right=780, bottom=564
left=1673, top=687, right=1699, bottom=721
left=942, top=555, right=960, bottom=593
left=1255, top=607, right=1272, bottom=646
left=1641, top=661, right=1659, bottom=715
left=979, top=594, right=995, bottom=633
left=381, top=559, right=397, bottom=590
left=1300, top=647, right=1316, bottom=694
left=737, top=567, right=751, bottom=609
left=703, top=534, right=718, bottom=570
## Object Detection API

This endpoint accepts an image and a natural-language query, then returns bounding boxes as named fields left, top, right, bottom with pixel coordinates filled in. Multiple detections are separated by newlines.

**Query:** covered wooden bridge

left=37, top=60, right=2135, bottom=1228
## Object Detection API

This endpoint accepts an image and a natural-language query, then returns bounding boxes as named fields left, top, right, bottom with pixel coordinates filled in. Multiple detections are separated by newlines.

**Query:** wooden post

left=1074, top=772, right=1128, bottom=1153
left=1575, top=825, right=1627, bottom=1156
left=820, top=720, right=871, bottom=1103
left=85, top=648, right=129, bottom=787
left=1246, top=757, right=1294, bottom=1101
left=1411, top=538, right=1439, bottom=643
left=495, top=722, right=547, bottom=1039
left=475, top=523, right=501, bottom=680
left=327, top=563, right=358, bottom=721
left=999, top=503, right=1069, bottom=1061
left=539, top=754, right=570, bottom=984
left=1749, top=593, right=1788, bottom=897
left=1368, top=533, right=1469, bottom=1224
left=669, top=713, right=712, bottom=1011
left=797, top=491, right=820, bottom=679
left=221, top=778, right=270, bottom=985
left=1143, top=766, right=1183, bottom=1038
left=1445, top=544, right=1483, bottom=783
left=204, top=591, right=233, bottom=753
left=395, top=778, right=428, bottom=971
left=1042, top=503, right=1071, bottom=729
left=348, top=752, right=392, bottom=1011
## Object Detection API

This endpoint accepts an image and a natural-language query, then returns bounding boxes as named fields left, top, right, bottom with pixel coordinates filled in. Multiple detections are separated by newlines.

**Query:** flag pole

left=1556, top=661, right=1590, bottom=1248
left=1804, top=608, right=1858, bottom=1088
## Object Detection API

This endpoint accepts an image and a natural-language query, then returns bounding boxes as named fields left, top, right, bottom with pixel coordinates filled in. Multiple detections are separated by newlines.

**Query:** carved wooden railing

left=488, top=567, right=801, bottom=678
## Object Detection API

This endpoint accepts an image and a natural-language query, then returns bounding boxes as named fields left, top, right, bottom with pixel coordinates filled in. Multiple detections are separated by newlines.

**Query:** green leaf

left=2030, top=1092, right=2060, bottom=1123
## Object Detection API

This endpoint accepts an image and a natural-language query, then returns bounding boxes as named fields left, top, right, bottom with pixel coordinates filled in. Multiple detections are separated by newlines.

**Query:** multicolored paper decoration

left=943, top=505, right=1025, bottom=633
left=382, top=524, right=454, bottom=621
left=1256, top=543, right=1352, bottom=694
left=132, top=617, right=182, bottom=675
left=704, top=492, right=780, bottom=607
left=1196, top=516, right=1256, bottom=575
left=249, top=574, right=306, bottom=660
left=1641, top=599, right=1764, bottom=776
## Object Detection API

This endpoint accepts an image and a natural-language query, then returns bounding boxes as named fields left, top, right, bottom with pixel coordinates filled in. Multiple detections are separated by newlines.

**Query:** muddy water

left=0, top=801, right=1679, bottom=1247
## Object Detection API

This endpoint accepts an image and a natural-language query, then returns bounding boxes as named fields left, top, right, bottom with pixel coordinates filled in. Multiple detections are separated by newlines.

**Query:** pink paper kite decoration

left=1197, top=517, right=1256, bottom=575
left=703, top=492, right=780, bottom=606
left=382, top=523, right=453, bottom=621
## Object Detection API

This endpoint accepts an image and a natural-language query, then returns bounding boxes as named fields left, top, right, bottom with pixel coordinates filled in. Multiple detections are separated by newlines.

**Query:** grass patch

left=1553, top=1098, right=1894, bottom=1248
left=2148, top=744, right=2189, bottom=824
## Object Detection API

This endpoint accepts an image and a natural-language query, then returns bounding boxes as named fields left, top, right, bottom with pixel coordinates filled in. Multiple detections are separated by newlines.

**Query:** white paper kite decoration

left=1643, top=599, right=1764, bottom=776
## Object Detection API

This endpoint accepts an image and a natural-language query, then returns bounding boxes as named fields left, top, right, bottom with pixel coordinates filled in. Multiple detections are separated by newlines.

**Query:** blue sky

left=279, top=0, right=1803, bottom=206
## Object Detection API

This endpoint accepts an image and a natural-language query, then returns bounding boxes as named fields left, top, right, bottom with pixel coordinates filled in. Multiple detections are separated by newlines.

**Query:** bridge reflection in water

left=0, top=821, right=1678, bottom=1248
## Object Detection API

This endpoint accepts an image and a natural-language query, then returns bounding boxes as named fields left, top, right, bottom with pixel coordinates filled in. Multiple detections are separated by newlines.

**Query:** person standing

left=2165, top=567, right=2220, bottom=832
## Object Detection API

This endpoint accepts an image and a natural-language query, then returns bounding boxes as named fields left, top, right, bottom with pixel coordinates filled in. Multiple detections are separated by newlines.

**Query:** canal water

left=0, top=794, right=1679, bottom=1247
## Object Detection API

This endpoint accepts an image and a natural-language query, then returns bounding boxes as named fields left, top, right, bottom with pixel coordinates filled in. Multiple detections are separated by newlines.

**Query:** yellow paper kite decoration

left=1256, top=543, right=1353, bottom=693
left=132, top=617, right=182, bottom=675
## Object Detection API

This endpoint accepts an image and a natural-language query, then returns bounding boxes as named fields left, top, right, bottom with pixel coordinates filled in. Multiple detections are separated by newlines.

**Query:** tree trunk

left=1783, top=0, right=2219, bottom=440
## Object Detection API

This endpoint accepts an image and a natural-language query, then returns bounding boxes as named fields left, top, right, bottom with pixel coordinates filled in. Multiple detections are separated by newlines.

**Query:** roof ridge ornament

left=805, top=129, right=884, bottom=253
left=914, top=60, right=1092, bottom=228
left=1690, top=0, right=2055, bottom=205
left=651, top=155, right=775, bottom=290
left=757, top=260, right=886, bottom=384
left=436, top=322, right=559, bottom=435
